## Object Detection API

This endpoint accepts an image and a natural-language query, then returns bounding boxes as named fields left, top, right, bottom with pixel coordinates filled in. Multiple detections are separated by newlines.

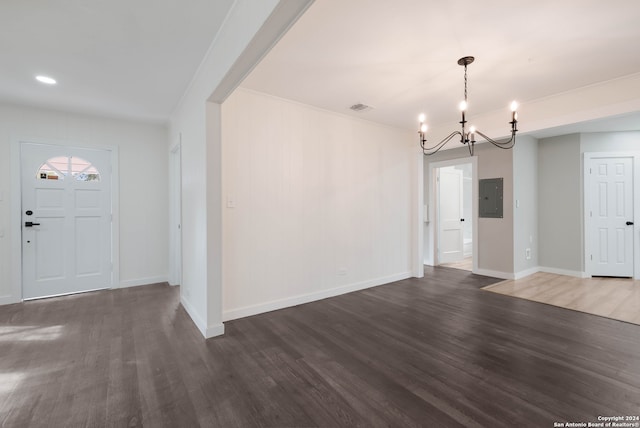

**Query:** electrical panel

left=479, top=178, right=503, bottom=218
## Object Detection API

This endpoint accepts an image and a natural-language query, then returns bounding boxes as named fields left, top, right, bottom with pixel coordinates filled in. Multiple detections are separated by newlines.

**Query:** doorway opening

left=425, top=157, right=477, bottom=272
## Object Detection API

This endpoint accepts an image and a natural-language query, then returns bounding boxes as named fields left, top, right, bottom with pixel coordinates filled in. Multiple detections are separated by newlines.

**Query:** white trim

left=538, top=266, right=588, bottom=278
left=10, top=140, right=21, bottom=303
left=413, top=148, right=425, bottom=278
left=513, top=266, right=540, bottom=280
left=111, top=146, right=121, bottom=288
left=22, top=286, right=109, bottom=301
left=181, top=296, right=207, bottom=337
left=222, top=271, right=412, bottom=322
left=205, top=323, right=225, bottom=338
left=169, top=139, right=182, bottom=287
left=119, top=276, right=168, bottom=288
left=583, top=151, right=640, bottom=279
left=473, top=268, right=514, bottom=280
left=180, top=296, right=225, bottom=338
left=10, top=137, right=119, bottom=302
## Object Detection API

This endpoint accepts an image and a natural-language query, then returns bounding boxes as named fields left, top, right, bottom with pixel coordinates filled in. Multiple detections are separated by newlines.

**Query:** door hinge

left=590, top=254, right=593, bottom=261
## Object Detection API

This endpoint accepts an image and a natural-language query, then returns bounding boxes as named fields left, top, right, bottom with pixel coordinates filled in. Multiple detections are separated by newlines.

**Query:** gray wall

left=538, top=134, right=582, bottom=272
left=513, top=136, right=539, bottom=274
left=581, top=131, right=640, bottom=152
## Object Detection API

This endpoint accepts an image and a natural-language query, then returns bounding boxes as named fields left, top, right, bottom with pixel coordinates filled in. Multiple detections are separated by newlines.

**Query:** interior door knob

left=626, top=221, right=634, bottom=226
left=25, top=221, right=41, bottom=227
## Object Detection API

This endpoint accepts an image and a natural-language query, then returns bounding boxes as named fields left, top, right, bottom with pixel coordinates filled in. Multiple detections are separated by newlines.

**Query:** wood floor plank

left=1, top=268, right=639, bottom=427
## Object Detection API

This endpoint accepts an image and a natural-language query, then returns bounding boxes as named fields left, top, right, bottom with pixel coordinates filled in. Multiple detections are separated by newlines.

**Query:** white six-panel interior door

left=588, top=156, right=634, bottom=277
left=21, top=142, right=112, bottom=299
left=438, top=166, right=464, bottom=264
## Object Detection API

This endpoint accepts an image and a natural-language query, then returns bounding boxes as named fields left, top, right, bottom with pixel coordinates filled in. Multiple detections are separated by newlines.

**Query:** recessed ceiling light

left=35, top=75, right=57, bottom=85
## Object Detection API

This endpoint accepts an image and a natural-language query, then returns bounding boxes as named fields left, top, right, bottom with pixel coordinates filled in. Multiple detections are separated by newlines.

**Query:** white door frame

left=425, top=156, right=478, bottom=271
left=169, top=140, right=182, bottom=286
left=10, top=138, right=120, bottom=303
left=437, top=166, right=464, bottom=263
left=583, top=151, right=640, bottom=279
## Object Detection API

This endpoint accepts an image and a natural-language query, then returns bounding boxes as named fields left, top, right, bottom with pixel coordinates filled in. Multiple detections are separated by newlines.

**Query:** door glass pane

left=36, top=156, right=67, bottom=180
left=36, top=156, right=100, bottom=182
left=71, top=157, right=100, bottom=182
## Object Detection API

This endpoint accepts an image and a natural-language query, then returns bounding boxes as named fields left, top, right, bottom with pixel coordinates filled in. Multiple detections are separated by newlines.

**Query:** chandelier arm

left=421, top=131, right=462, bottom=155
left=475, top=130, right=517, bottom=149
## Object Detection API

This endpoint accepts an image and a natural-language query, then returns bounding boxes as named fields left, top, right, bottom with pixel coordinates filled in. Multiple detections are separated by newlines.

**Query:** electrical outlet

left=525, top=248, right=531, bottom=260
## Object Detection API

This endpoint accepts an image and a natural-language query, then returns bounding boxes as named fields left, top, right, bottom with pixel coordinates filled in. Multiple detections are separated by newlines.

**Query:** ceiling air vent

left=349, top=103, right=373, bottom=112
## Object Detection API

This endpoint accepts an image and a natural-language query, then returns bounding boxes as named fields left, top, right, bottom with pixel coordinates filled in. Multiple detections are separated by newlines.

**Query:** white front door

left=21, top=143, right=112, bottom=299
left=589, top=157, right=634, bottom=277
left=438, top=166, right=464, bottom=264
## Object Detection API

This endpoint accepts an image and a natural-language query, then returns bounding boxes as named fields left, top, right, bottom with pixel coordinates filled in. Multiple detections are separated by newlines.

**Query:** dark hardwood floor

left=1, top=267, right=639, bottom=427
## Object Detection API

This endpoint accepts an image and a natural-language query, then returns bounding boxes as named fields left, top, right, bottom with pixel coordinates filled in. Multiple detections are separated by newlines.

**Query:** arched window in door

left=36, top=156, right=101, bottom=182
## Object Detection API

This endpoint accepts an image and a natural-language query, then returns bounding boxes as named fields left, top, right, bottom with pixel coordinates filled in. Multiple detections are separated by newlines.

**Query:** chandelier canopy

left=418, top=56, right=518, bottom=156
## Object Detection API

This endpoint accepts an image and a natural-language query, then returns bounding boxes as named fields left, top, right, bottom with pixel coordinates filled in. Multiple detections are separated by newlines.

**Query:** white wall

left=0, top=103, right=168, bottom=304
left=221, top=89, right=416, bottom=320
left=168, top=0, right=298, bottom=337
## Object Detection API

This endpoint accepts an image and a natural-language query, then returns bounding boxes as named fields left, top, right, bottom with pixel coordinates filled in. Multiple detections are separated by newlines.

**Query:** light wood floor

left=484, top=272, right=640, bottom=325
left=440, top=256, right=473, bottom=271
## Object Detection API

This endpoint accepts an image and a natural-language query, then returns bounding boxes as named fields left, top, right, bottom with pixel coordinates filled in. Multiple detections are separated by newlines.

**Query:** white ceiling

left=2, top=0, right=639, bottom=136
left=242, top=0, right=640, bottom=136
left=0, top=0, right=234, bottom=123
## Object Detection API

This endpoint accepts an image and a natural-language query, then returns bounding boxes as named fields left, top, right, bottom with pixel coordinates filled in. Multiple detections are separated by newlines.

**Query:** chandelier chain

left=464, top=64, right=468, bottom=102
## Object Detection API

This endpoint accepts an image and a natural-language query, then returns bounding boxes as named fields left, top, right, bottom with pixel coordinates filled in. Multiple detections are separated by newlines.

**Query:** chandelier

left=418, top=56, right=518, bottom=156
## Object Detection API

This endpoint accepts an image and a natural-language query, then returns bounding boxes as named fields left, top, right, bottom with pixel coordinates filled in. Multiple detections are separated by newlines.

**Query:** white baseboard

left=180, top=295, right=225, bottom=339
left=0, top=295, right=20, bottom=306
left=206, top=323, right=225, bottom=338
left=473, top=268, right=515, bottom=280
left=180, top=295, right=207, bottom=337
left=223, top=271, right=412, bottom=321
left=514, top=266, right=540, bottom=280
left=119, top=275, right=168, bottom=288
left=538, top=266, right=588, bottom=278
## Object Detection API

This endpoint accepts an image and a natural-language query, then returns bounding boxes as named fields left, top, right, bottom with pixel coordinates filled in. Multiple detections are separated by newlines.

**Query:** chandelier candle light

left=418, top=56, right=519, bottom=156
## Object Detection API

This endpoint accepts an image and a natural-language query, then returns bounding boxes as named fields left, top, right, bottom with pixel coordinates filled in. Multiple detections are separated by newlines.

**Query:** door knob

left=626, top=221, right=634, bottom=226
left=25, top=221, right=40, bottom=227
